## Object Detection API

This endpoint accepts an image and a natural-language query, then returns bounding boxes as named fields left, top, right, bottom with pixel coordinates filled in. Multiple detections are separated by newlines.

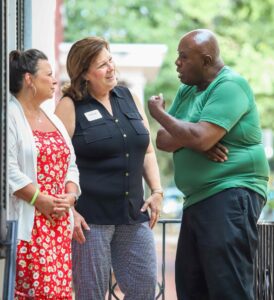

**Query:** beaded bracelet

left=30, top=188, right=39, bottom=206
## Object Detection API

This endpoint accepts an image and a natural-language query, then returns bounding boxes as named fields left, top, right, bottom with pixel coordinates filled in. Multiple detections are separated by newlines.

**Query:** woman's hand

left=72, top=209, right=90, bottom=244
left=56, top=193, right=77, bottom=207
left=141, top=193, right=163, bottom=229
left=205, top=142, right=228, bottom=162
left=35, top=193, right=68, bottom=222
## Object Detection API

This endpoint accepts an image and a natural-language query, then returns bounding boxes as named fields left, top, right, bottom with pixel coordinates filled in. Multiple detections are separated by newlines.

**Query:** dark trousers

left=175, top=188, right=265, bottom=300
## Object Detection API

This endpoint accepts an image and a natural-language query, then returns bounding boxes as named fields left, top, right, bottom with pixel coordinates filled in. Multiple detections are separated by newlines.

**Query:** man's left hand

left=206, top=142, right=228, bottom=162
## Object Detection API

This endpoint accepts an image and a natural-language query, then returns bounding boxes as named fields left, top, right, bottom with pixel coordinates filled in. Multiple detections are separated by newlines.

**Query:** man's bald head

left=175, top=29, right=224, bottom=90
left=181, top=29, right=221, bottom=63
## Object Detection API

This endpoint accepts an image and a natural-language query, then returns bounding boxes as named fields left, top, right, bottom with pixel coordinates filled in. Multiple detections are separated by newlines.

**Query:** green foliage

left=63, top=0, right=274, bottom=184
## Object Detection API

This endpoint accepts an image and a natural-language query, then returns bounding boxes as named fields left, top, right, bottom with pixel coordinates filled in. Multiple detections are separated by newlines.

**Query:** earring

left=31, top=84, right=37, bottom=97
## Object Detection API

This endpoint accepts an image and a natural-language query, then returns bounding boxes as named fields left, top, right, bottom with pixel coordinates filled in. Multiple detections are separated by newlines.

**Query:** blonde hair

left=62, top=36, right=109, bottom=101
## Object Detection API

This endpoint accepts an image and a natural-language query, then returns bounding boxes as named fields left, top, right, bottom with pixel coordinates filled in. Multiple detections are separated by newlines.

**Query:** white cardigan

left=8, top=97, right=80, bottom=242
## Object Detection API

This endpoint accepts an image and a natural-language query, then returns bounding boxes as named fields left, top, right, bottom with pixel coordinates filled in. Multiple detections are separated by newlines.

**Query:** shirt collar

left=85, top=86, right=124, bottom=102
left=110, top=86, right=124, bottom=99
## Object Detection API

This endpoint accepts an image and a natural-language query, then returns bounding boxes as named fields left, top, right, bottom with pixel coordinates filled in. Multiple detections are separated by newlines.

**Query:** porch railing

left=0, top=221, right=18, bottom=300
left=254, top=221, right=274, bottom=300
left=108, top=220, right=274, bottom=300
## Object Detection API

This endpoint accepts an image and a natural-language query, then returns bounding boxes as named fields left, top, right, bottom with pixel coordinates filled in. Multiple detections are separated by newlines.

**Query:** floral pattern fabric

left=15, top=130, right=72, bottom=300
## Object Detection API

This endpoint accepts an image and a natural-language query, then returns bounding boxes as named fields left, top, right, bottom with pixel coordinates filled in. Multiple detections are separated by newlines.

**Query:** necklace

left=21, top=101, right=44, bottom=125
left=25, top=109, right=44, bottom=124
left=32, top=109, right=44, bottom=123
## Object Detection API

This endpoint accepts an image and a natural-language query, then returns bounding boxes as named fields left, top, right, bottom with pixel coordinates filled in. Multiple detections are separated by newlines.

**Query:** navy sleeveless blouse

left=72, top=86, right=150, bottom=224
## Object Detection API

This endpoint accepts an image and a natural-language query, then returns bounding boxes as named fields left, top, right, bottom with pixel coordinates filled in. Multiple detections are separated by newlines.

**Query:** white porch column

left=32, top=0, right=56, bottom=112
left=118, top=71, right=146, bottom=104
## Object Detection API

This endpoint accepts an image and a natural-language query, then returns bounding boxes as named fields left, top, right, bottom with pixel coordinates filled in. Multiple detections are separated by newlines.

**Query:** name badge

left=84, top=110, right=103, bottom=121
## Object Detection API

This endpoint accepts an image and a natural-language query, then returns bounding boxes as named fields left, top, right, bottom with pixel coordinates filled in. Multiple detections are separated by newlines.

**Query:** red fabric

left=15, top=130, right=72, bottom=300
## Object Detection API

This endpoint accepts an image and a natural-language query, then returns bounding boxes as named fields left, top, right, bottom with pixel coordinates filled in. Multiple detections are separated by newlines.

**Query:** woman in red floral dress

left=9, top=49, right=80, bottom=299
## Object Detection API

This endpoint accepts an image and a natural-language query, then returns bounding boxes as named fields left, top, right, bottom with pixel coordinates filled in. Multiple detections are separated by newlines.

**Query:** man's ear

left=203, top=55, right=212, bottom=66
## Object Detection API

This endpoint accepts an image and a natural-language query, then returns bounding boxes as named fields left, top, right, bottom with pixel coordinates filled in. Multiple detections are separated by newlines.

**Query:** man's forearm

left=156, top=128, right=183, bottom=152
left=153, top=109, right=203, bottom=150
left=149, top=101, right=226, bottom=151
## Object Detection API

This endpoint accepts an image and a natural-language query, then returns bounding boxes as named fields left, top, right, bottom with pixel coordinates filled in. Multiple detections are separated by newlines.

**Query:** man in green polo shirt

left=148, top=29, right=269, bottom=300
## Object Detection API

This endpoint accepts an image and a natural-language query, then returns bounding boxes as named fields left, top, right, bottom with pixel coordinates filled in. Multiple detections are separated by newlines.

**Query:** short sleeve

left=200, top=81, right=250, bottom=131
left=168, top=88, right=182, bottom=116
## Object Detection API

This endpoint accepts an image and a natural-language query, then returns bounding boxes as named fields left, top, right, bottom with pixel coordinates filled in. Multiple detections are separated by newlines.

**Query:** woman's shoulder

left=113, top=85, right=132, bottom=98
left=114, top=85, right=130, bottom=92
left=59, top=95, right=75, bottom=105
left=55, top=96, right=75, bottom=113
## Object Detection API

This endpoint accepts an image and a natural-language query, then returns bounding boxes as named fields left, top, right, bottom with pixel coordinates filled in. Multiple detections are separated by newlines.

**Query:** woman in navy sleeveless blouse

left=55, top=37, right=163, bottom=300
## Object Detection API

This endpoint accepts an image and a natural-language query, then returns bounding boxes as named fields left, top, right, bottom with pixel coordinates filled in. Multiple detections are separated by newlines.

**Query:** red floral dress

left=15, top=130, right=72, bottom=300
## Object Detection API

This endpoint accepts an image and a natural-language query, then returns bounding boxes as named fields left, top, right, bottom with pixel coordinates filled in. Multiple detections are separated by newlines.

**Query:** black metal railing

left=1, top=221, right=18, bottom=300
left=254, top=221, right=274, bottom=300
left=108, top=220, right=274, bottom=300
left=155, top=219, right=181, bottom=300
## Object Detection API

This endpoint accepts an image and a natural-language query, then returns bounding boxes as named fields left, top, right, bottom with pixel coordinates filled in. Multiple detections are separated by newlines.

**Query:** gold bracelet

left=151, top=188, right=164, bottom=198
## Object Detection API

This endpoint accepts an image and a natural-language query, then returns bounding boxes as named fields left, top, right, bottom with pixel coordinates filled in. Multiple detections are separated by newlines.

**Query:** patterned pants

left=72, top=222, right=157, bottom=300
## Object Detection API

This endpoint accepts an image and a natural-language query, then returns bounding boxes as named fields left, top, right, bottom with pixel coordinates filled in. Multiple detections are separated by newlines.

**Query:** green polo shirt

left=169, top=66, right=269, bottom=209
